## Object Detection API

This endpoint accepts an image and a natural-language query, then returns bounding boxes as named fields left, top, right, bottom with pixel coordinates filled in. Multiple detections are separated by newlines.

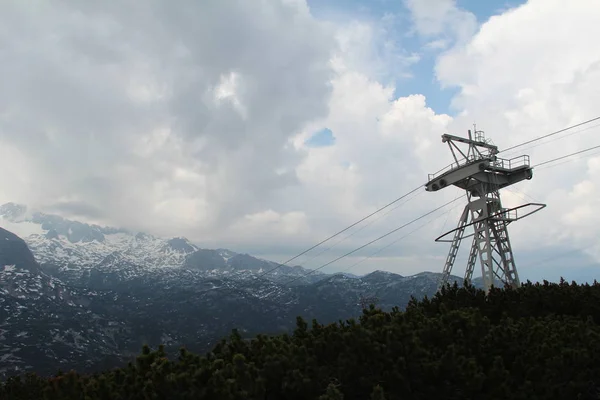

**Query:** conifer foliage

left=3, top=279, right=600, bottom=399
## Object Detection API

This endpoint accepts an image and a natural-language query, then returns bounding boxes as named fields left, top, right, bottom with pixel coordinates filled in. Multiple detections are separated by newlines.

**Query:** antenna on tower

left=425, top=128, right=546, bottom=292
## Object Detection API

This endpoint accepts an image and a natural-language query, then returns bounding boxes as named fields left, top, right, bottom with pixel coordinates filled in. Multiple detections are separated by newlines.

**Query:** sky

left=0, top=0, right=599, bottom=283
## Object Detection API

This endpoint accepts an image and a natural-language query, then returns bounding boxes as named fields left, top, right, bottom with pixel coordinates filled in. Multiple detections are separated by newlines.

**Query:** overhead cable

left=502, top=122, right=600, bottom=159
left=291, top=189, right=425, bottom=270
left=333, top=199, right=465, bottom=277
left=533, top=143, right=600, bottom=168
left=284, top=195, right=464, bottom=284
left=260, top=120, right=600, bottom=281
left=500, top=116, right=600, bottom=154
left=256, top=184, right=423, bottom=278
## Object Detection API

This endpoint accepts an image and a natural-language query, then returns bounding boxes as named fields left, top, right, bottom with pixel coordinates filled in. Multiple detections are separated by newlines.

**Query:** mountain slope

left=0, top=226, right=296, bottom=377
left=0, top=227, right=40, bottom=274
left=0, top=203, right=475, bottom=378
left=6, top=281, right=600, bottom=400
left=0, top=227, right=127, bottom=376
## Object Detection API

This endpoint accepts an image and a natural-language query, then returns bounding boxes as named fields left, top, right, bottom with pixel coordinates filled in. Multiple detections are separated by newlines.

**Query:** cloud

left=332, top=18, right=421, bottom=83
left=1, top=0, right=599, bottom=282
left=416, top=0, right=600, bottom=278
left=0, top=0, right=335, bottom=238
left=274, top=49, right=456, bottom=274
left=276, top=0, right=600, bottom=278
left=403, top=0, right=478, bottom=48
left=46, top=200, right=107, bottom=221
left=433, top=0, right=600, bottom=248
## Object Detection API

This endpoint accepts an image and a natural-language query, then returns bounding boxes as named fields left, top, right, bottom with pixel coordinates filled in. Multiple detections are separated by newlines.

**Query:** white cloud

left=433, top=0, right=600, bottom=253
left=279, top=43, right=456, bottom=274
left=284, top=0, right=600, bottom=278
left=0, top=0, right=334, bottom=239
left=1, top=0, right=599, bottom=282
left=228, top=209, right=310, bottom=248
left=407, top=0, right=600, bottom=281
left=404, top=0, right=478, bottom=48
left=332, top=19, right=420, bottom=82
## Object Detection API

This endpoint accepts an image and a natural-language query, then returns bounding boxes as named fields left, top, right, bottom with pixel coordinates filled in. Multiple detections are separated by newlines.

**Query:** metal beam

left=442, top=133, right=499, bottom=152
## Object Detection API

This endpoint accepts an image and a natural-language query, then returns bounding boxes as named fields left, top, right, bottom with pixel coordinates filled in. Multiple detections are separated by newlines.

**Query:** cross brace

left=437, top=196, right=520, bottom=292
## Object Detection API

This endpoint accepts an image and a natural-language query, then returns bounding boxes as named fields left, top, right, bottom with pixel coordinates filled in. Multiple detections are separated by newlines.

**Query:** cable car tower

left=425, top=127, right=546, bottom=293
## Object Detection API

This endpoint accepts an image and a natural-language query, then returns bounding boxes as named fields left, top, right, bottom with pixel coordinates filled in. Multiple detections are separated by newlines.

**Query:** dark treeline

left=3, top=279, right=600, bottom=399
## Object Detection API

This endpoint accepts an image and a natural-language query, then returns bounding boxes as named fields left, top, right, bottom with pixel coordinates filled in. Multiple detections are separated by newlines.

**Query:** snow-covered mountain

left=0, top=202, right=477, bottom=378
left=0, top=202, right=324, bottom=286
left=0, top=226, right=128, bottom=376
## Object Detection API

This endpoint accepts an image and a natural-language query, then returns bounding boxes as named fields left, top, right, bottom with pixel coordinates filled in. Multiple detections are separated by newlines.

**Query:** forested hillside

left=3, top=279, right=600, bottom=399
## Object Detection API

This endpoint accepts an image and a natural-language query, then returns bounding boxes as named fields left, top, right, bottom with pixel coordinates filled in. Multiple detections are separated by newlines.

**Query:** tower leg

left=490, top=218, right=520, bottom=288
left=437, top=205, right=470, bottom=292
left=467, top=196, right=497, bottom=292
left=464, top=236, right=478, bottom=285
left=466, top=195, right=520, bottom=292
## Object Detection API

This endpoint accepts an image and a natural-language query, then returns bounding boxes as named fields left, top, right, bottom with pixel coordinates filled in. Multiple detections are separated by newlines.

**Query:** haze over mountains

left=0, top=201, right=481, bottom=378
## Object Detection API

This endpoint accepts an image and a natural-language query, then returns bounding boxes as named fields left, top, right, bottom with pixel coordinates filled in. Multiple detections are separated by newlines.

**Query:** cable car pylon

left=425, top=126, right=546, bottom=293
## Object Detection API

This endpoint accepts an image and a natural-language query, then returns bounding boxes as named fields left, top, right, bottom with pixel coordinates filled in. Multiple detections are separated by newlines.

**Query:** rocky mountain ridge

left=0, top=202, right=325, bottom=287
left=0, top=202, right=475, bottom=378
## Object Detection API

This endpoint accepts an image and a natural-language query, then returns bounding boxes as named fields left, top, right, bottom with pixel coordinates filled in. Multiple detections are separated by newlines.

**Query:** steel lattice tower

left=425, top=127, right=546, bottom=293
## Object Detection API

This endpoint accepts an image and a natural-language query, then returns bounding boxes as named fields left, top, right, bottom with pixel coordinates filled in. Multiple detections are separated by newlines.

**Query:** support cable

left=535, top=148, right=600, bottom=172
left=291, top=190, right=425, bottom=270
left=500, top=116, right=600, bottom=154
left=261, top=125, right=600, bottom=283
left=533, top=144, right=600, bottom=168
left=501, top=122, right=600, bottom=159
left=334, top=199, right=465, bottom=277
left=284, top=196, right=464, bottom=284
left=256, top=184, right=423, bottom=278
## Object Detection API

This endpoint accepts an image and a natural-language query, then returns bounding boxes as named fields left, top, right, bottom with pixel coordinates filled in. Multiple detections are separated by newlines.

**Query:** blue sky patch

left=456, top=0, right=525, bottom=23
left=306, top=0, right=527, bottom=116
left=305, top=127, right=336, bottom=147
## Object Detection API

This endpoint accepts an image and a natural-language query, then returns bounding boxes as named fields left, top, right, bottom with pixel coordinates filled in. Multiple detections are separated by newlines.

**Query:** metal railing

left=492, top=208, right=518, bottom=221
left=427, top=154, right=531, bottom=183
left=474, top=130, right=486, bottom=142
left=490, top=202, right=546, bottom=222
left=491, top=155, right=530, bottom=170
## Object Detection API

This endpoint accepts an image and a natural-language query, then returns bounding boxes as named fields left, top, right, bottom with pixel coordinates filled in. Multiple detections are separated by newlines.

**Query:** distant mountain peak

left=166, top=237, right=197, bottom=253
left=0, top=202, right=131, bottom=245
left=135, top=232, right=153, bottom=240
left=45, top=229, right=59, bottom=240
left=0, top=222, right=485, bottom=379
left=0, top=202, right=324, bottom=284
left=363, top=270, right=403, bottom=280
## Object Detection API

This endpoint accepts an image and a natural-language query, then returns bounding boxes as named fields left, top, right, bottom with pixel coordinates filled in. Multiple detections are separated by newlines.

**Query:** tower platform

left=426, top=155, right=533, bottom=197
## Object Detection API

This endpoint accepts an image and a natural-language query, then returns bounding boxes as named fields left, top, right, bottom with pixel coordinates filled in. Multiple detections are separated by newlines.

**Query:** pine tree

left=318, top=383, right=344, bottom=400
left=370, top=384, right=386, bottom=400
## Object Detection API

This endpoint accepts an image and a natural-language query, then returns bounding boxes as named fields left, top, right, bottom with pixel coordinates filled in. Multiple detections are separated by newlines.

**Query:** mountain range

left=0, top=202, right=475, bottom=378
